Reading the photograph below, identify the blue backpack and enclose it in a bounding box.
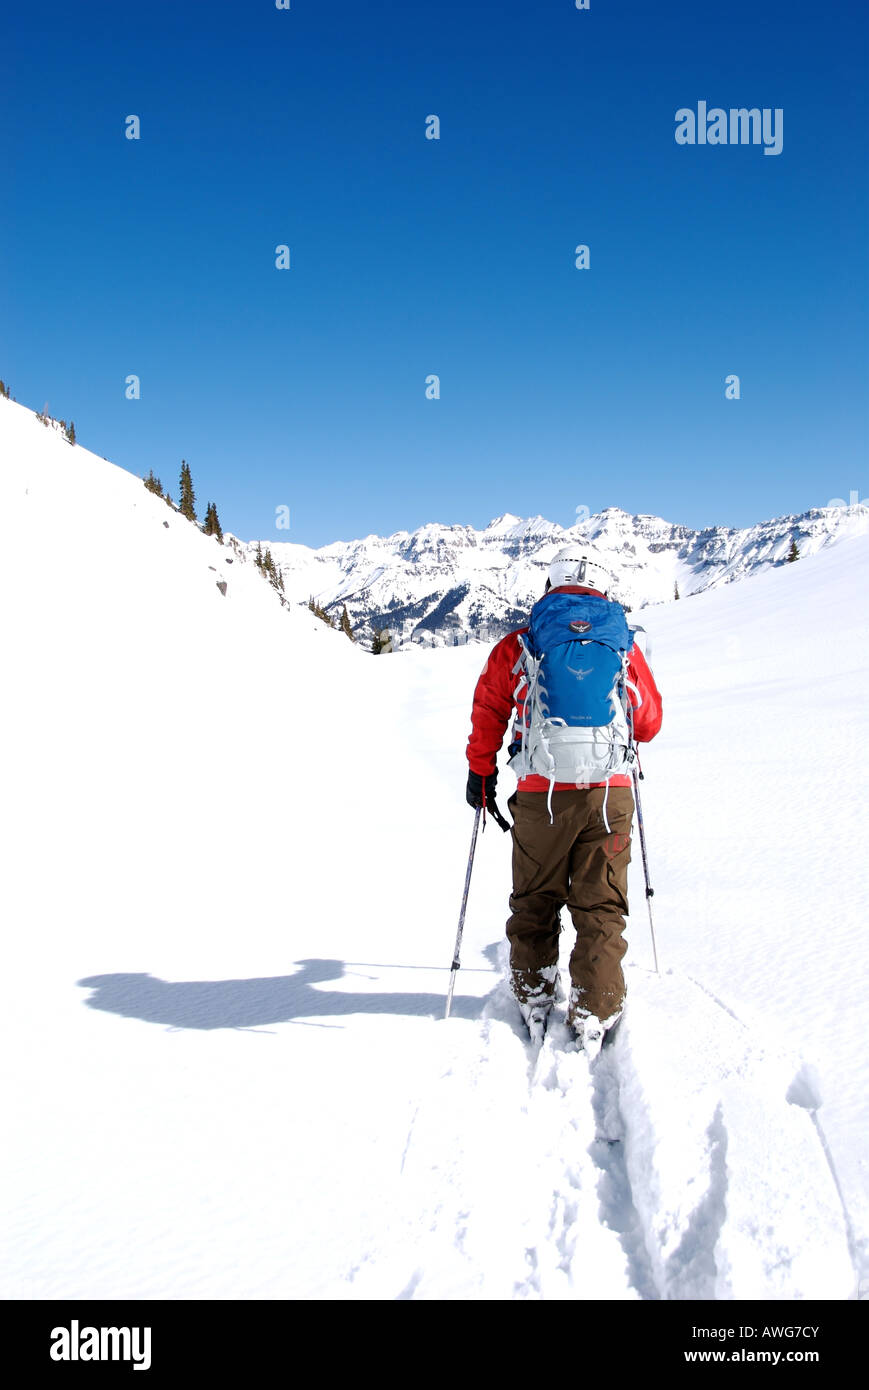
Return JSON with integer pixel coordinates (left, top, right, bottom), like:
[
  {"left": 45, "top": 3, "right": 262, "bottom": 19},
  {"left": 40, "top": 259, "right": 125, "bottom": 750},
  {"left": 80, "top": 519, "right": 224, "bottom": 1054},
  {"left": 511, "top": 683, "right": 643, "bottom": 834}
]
[{"left": 508, "top": 591, "right": 638, "bottom": 819}]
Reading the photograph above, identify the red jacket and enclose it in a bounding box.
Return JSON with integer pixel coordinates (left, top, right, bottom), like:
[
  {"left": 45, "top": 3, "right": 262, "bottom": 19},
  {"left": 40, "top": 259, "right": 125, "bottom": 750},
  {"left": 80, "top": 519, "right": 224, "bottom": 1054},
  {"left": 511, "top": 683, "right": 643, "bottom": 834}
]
[{"left": 466, "top": 587, "right": 663, "bottom": 791}]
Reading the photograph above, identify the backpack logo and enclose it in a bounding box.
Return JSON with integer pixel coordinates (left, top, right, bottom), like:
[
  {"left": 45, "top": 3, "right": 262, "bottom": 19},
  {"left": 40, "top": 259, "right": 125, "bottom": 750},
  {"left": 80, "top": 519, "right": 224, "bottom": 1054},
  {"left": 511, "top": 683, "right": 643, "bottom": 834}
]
[{"left": 569, "top": 619, "right": 592, "bottom": 633}]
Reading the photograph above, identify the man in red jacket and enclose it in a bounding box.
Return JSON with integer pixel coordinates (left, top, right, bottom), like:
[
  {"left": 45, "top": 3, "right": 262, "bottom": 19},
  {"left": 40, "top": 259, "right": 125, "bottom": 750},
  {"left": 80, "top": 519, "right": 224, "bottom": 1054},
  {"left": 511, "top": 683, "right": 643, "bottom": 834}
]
[{"left": 466, "top": 547, "right": 663, "bottom": 1048}]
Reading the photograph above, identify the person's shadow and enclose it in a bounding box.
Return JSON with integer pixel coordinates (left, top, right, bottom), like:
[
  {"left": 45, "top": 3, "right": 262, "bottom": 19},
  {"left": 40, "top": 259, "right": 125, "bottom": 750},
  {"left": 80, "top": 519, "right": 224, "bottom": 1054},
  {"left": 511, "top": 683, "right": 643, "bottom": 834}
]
[{"left": 77, "top": 953, "right": 500, "bottom": 1031}]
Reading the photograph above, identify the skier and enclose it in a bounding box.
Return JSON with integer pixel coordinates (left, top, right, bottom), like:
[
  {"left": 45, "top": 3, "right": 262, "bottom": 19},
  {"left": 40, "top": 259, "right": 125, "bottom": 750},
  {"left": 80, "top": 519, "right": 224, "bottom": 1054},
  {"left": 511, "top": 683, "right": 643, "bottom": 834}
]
[{"left": 465, "top": 547, "right": 663, "bottom": 1049}]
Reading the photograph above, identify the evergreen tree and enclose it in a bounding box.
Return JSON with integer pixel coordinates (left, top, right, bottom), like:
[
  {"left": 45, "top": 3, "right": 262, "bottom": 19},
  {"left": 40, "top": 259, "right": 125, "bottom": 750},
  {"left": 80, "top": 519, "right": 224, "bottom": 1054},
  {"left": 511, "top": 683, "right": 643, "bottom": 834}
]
[
  {"left": 0, "top": 380, "right": 9, "bottom": 398},
  {"left": 308, "top": 596, "right": 334, "bottom": 628},
  {"left": 262, "top": 548, "right": 284, "bottom": 594},
  {"left": 371, "top": 626, "right": 385, "bottom": 654},
  {"left": 203, "top": 502, "right": 224, "bottom": 541},
  {"left": 340, "top": 605, "right": 355, "bottom": 642},
  {"left": 144, "top": 470, "right": 164, "bottom": 497},
  {"left": 674, "top": 580, "right": 680, "bottom": 600},
  {"left": 179, "top": 460, "right": 197, "bottom": 522},
  {"left": 65, "top": 420, "right": 76, "bottom": 445},
  {"left": 254, "top": 541, "right": 264, "bottom": 571},
  {"left": 788, "top": 537, "right": 800, "bottom": 563}
]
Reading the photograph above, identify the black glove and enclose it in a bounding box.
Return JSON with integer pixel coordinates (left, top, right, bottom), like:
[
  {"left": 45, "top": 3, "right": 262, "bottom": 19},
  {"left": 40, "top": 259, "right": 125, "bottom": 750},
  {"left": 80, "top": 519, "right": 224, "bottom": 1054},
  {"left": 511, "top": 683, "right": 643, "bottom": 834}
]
[
  {"left": 466, "top": 770, "right": 498, "bottom": 809},
  {"left": 466, "top": 771, "right": 511, "bottom": 832}
]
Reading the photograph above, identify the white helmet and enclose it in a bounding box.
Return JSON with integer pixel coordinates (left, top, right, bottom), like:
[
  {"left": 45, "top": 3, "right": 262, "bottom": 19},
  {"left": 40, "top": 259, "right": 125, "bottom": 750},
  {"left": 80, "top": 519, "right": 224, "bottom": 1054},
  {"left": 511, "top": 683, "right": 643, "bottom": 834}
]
[{"left": 547, "top": 546, "right": 612, "bottom": 594}]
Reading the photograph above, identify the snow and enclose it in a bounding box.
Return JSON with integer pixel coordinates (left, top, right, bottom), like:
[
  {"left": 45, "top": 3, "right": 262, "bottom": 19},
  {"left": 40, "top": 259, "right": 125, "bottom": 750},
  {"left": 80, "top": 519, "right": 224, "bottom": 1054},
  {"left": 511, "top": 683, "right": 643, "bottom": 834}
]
[
  {"left": 1, "top": 394, "right": 865, "bottom": 1300},
  {"left": 251, "top": 496, "right": 869, "bottom": 647}
]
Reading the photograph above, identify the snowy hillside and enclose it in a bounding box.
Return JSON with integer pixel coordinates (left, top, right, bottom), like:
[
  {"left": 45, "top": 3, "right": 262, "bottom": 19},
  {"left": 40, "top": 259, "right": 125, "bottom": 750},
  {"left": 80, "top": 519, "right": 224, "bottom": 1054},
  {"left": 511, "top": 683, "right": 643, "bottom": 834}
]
[
  {"left": 241, "top": 501, "right": 869, "bottom": 646},
  {"left": 2, "top": 395, "right": 867, "bottom": 1300}
]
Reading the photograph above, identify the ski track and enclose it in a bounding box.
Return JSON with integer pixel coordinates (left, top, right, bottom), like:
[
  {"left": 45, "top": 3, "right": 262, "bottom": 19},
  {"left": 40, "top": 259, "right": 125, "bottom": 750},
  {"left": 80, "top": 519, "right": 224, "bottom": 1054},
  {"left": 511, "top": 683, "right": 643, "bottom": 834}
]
[
  {"left": 336, "top": 957, "right": 855, "bottom": 1301},
  {"left": 614, "top": 970, "right": 855, "bottom": 1301},
  {"left": 337, "top": 977, "right": 641, "bottom": 1300},
  {"left": 684, "top": 970, "right": 863, "bottom": 1289}
]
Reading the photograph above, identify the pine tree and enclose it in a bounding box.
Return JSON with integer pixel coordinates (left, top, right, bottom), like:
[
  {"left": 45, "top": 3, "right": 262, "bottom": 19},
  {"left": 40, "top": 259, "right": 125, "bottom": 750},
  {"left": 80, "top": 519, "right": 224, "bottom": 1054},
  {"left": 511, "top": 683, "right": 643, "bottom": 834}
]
[
  {"left": 262, "top": 549, "right": 283, "bottom": 594},
  {"left": 64, "top": 420, "right": 76, "bottom": 445},
  {"left": 308, "top": 596, "right": 334, "bottom": 628},
  {"left": 340, "top": 605, "right": 355, "bottom": 641},
  {"left": 179, "top": 460, "right": 197, "bottom": 522},
  {"left": 674, "top": 580, "right": 680, "bottom": 600},
  {"left": 788, "top": 538, "right": 800, "bottom": 563},
  {"left": 371, "top": 627, "right": 385, "bottom": 654},
  {"left": 254, "top": 541, "right": 264, "bottom": 571},
  {"left": 203, "top": 502, "right": 224, "bottom": 541},
  {"left": 144, "top": 470, "right": 164, "bottom": 496}
]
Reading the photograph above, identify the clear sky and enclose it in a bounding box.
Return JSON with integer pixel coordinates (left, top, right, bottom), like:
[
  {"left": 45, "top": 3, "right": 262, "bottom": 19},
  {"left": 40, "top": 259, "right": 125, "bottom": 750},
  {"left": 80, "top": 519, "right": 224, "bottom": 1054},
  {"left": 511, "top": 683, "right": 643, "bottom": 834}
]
[{"left": 2, "top": 0, "right": 867, "bottom": 546}]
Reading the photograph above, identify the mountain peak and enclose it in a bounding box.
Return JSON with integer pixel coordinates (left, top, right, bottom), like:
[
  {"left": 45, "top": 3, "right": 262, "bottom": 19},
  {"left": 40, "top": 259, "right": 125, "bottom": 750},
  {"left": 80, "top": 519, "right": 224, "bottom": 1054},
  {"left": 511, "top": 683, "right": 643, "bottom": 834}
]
[{"left": 240, "top": 502, "right": 869, "bottom": 646}]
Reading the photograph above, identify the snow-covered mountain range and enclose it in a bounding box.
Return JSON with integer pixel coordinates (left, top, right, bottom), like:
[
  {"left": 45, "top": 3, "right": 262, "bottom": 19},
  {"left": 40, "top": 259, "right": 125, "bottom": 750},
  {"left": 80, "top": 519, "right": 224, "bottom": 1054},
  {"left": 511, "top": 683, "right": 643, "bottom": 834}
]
[{"left": 245, "top": 503, "right": 869, "bottom": 645}]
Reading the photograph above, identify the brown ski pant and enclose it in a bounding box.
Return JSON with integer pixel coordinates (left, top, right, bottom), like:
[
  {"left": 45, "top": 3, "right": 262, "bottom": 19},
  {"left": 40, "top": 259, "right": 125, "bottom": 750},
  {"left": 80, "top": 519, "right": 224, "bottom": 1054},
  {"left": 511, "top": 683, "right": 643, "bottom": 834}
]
[{"left": 506, "top": 786, "right": 634, "bottom": 1024}]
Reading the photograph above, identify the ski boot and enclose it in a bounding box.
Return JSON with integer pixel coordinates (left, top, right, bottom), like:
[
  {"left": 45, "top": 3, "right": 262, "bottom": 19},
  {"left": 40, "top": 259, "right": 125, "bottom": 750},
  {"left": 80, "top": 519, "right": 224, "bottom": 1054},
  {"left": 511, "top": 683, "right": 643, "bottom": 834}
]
[
  {"left": 573, "top": 1009, "right": 623, "bottom": 1061},
  {"left": 518, "top": 1000, "right": 552, "bottom": 1046}
]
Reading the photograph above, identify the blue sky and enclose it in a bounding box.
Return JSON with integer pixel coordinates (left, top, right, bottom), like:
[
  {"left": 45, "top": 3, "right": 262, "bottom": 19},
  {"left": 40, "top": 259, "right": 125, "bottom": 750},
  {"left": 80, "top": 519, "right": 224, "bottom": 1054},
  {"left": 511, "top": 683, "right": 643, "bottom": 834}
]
[{"left": 2, "top": 0, "right": 867, "bottom": 546}]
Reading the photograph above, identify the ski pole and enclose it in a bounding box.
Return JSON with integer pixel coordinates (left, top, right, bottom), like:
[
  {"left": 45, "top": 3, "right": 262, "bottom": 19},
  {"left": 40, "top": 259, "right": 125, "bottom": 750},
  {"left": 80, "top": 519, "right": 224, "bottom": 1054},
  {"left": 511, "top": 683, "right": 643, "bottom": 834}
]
[
  {"left": 445, "top": 807, "right": 481, "bottom": 1018},
  {"left": 632, "top": 765, "right": 660, "bottom": 974}
]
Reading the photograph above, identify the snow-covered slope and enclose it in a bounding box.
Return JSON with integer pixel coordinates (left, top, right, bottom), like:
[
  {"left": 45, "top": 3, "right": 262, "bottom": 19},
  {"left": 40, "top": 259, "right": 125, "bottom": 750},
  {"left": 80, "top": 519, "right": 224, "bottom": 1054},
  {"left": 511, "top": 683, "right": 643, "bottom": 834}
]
[
  {"left": 1, "top": 396, "right": 866, "bottom": 1300},
  {"left": 243, "top": 501, "right": 869, "bottom": 646}
]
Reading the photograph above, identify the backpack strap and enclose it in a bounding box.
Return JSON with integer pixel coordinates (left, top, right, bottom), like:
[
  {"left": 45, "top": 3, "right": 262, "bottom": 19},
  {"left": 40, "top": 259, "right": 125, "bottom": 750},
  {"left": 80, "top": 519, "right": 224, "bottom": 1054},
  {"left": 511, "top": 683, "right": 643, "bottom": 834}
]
[
  {"left": 513, "top": 634, "right": 559, "bottom": 820},
  {"left": 601, "top": 777, "right": 611, "bottom": 833}
]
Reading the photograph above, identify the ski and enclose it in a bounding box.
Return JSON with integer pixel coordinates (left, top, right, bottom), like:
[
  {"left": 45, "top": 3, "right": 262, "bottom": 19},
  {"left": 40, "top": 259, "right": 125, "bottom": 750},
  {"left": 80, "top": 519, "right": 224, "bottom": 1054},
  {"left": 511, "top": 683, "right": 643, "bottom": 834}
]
[
  {"left": 518, "top": 1002, "right": 551, "bottom": 1047},
  {"left": 578, "top": 1011, "right": 623, "bottom": 1062}
]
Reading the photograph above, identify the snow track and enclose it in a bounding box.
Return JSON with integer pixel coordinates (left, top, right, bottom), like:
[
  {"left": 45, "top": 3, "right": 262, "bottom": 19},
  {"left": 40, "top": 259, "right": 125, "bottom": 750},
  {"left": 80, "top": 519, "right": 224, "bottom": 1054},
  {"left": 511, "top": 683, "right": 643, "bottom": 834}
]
[
  {"left": 341, "top": 980, "right": 641, "bottom": 1300},
  {"left": 588, "top": 969, "right": 853, "bottom": 1301},
  {"left": 334, "top": 962, "right": 854, "bottom": 1301}
]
